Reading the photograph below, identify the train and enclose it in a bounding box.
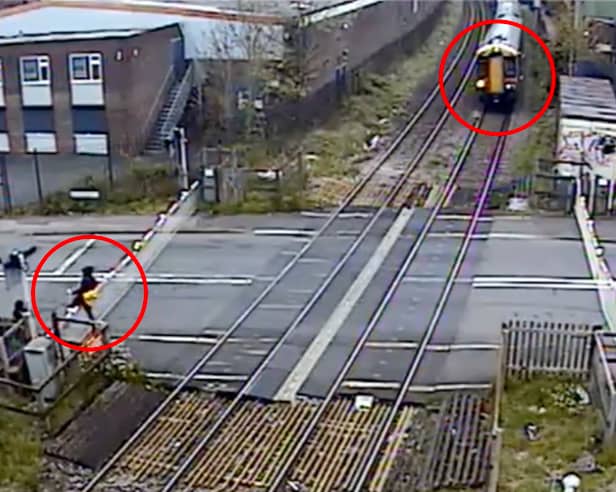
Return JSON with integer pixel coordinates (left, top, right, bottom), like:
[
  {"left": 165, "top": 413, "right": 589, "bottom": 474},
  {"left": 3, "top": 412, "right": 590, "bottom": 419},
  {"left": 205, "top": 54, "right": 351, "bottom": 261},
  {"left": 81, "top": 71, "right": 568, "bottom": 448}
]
[{"left": 475, "top": 0, "right": 523, "bottom": 107}]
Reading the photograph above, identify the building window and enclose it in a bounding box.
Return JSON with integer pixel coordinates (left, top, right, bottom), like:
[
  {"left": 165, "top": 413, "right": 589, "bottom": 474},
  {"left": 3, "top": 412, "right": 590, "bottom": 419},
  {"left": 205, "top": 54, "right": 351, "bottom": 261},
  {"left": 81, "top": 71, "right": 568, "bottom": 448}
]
[
  {"left": 20, "top": 56, "right": 50, "bottom": 84},
  {"left": 69, "top": 53, "right": 102, "bottom": 82}
]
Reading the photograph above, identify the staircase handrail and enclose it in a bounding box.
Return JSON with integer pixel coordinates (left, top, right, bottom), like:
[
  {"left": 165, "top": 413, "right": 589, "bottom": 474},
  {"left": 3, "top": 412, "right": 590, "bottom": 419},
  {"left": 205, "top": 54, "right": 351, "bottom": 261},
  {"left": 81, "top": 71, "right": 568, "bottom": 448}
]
[
  {"left": 161, "top": 62, "right": 195, "bottom": 141},
  {"left": 143, "top": 66, "right": 175, "bottom": 148}
]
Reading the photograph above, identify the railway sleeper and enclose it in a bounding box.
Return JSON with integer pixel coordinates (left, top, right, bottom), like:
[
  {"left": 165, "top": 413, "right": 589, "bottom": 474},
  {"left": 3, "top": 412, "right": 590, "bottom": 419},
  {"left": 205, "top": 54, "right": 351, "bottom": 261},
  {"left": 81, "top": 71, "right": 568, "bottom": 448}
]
[{"left": 417, "top": 393, "right": 492, "bottom": 490}]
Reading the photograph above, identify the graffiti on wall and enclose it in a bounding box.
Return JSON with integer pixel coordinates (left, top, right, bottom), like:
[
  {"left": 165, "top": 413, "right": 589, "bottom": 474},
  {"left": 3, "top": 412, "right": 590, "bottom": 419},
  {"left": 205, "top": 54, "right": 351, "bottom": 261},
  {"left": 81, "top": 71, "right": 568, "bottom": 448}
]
[{"left": 557, "top": 129, "right": 616, "bottom": 177}]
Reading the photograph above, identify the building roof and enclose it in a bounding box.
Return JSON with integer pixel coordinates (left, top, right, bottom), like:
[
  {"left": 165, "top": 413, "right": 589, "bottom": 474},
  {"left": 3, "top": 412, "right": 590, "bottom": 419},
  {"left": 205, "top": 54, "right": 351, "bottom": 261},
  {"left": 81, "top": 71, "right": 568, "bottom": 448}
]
[
  {"left": 0, "top": 3, "right": 285, "bottom": 59},
  {"left": 582, "top": 0, "right": 616, "bottom": 21},
  {"left": 559, "top": 75, "right": 616, "bottom": 123}
]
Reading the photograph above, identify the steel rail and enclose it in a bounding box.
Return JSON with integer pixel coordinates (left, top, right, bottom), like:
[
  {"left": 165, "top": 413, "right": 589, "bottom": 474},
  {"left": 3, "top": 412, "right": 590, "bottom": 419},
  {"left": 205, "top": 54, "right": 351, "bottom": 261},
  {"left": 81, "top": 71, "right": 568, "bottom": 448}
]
[
  {"left": 265, "top": 108, "right": 486, "bottom": 492},
  {"left": 157, "top": 15, "right": 485, "bottom": 492},
  {"left": 82, "top": 5, "right": 479, "bottom": 491},
  {"left": 349, "top": 114, "right": 512, "bottom": 491}
]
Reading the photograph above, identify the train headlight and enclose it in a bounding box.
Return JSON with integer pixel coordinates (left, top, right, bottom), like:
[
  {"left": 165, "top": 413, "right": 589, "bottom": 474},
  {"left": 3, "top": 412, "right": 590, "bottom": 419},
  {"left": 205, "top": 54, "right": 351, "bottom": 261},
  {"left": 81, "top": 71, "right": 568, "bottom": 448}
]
[
  {"left": 476, "top": 79, "right": 486, "bottom": 89},
  {"left": 505, "top": 83, "right": 514, "bottom": 90}
]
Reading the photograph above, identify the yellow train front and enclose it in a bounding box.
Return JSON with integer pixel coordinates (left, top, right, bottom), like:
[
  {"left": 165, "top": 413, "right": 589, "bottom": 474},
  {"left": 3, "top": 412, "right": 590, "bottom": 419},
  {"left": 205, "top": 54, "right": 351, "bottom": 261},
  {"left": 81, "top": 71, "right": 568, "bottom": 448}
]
[{"left": 475, "top": 0, "right": 523, "bottom": 107}]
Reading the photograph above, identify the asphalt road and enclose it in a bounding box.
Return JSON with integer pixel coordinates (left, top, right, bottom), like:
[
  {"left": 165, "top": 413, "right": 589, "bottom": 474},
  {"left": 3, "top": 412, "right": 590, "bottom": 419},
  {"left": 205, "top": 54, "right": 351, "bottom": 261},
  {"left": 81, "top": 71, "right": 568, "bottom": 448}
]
[{"left": 0, "top": 212, "right": 602, "bottom": 398}]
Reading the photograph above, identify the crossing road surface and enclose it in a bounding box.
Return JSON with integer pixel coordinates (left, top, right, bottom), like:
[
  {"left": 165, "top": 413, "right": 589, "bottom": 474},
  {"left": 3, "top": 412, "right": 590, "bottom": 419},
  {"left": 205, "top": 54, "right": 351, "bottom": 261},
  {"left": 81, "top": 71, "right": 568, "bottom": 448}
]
[{"left": 0, "top": 213, "right": 604, "bottom": 393}]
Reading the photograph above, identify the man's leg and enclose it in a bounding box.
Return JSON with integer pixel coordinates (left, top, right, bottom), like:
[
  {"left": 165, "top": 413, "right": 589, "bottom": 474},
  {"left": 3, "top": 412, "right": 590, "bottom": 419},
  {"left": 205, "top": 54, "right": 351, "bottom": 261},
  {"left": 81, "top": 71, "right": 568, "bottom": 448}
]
[{"left": 81, "top": 299, "right": 95, "bottom": 320}]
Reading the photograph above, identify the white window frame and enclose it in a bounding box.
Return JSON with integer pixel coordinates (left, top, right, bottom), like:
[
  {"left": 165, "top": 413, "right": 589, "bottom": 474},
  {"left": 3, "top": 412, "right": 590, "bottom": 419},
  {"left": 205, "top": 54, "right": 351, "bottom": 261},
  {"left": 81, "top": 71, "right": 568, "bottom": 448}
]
[
  {"left": 20, "top": 55, "right": 50, "bottom": 85},
  {"left": 69, "top": 53, "right": 103, "bottom": 83}
]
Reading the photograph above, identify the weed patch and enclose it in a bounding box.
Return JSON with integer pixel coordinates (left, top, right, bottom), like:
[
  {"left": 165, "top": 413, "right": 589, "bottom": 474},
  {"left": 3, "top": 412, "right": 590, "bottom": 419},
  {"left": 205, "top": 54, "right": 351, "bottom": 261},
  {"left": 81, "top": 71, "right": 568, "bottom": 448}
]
[
  {"left": 0, "top": 410, "right": 41, "bottom": 491},
  {"left": 499, "top": 376, "right": 616, "bottom": 491}
]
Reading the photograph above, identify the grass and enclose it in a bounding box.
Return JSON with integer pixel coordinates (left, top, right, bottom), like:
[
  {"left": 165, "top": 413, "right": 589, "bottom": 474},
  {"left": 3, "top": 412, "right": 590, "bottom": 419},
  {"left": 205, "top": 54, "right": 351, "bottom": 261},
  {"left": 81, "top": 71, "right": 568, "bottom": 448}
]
[
  {"left": 499, "top": 376, "right": 616, "bottom": 491},
  {"left": 10, "top": 163, "right": 178, "bottom": 217},
  {"left": 302, "top": 1, "right": 464, "bottom": 183},
  {"left": 0, "top": 410, "right": 41, "bottom": 491}
]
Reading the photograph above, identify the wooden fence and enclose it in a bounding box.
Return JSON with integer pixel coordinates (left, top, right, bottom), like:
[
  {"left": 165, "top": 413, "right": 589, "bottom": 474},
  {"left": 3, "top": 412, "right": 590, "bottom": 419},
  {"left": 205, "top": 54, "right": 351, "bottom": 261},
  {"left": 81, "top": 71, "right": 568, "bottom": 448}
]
[{"left": 501, "top": 319, "right": 599, "bottom": 379}]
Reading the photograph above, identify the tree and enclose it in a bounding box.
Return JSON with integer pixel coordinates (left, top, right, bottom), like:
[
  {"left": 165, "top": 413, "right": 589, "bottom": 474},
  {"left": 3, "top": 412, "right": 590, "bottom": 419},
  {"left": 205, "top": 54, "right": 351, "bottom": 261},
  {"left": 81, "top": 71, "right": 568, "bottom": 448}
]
[
  {"left": 207, "top": 1, "right": 283, "bottom": 140},
  {"left": 547, "top": 0, "right": 595, "bottom": 74}
]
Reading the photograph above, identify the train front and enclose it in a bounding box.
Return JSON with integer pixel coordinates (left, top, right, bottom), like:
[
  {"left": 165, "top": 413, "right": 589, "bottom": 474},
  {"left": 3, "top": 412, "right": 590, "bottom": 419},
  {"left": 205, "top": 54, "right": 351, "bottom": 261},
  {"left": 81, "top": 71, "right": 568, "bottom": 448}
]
[{"left": 475, "top": 1, "right": 522, "bottom": 106}]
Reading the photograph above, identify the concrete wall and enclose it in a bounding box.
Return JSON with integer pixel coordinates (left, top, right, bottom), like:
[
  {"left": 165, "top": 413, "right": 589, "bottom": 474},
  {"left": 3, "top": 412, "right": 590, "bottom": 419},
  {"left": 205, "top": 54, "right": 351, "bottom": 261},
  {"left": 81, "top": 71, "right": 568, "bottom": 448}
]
[{"left": 0, "top": 24, "right": 180, "bottom": 156}]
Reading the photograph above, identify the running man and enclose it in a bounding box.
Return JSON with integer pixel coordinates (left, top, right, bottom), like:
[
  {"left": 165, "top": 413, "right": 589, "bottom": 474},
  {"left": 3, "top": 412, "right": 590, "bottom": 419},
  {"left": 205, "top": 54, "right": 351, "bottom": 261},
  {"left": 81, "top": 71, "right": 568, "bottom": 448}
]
[{"left": 67, "top": 266, "right": 99, "bottom": 320}]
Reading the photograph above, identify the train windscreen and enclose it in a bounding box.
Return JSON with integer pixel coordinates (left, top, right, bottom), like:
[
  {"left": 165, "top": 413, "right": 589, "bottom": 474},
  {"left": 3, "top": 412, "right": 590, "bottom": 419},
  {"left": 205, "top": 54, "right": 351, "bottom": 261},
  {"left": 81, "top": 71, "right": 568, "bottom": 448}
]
[{"left": 504, "top": 57, "right": 517, "bottom": 77}]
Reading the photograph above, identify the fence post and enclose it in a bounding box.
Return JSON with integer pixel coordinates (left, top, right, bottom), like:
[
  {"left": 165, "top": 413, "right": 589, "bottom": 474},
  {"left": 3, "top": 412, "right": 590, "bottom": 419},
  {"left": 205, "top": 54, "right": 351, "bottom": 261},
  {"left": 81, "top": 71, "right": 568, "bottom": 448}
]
[
  {"left": 0, "top": 153, "right": 11, "bottom": 213},
  {"left": 32, "top": 149, "right": 43, "bottom": 206},
  {"left": 106, "top": 139, "right": 114, "bottom": 188}
]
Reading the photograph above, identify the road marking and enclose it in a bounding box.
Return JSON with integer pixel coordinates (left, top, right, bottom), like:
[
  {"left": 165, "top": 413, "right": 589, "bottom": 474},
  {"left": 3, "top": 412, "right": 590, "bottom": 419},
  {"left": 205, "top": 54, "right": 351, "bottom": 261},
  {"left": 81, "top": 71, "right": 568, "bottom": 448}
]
[
  {"left": 274, "top": 207, "right": 415, "bottom": 402},
  {"left": 428, "top": 232, "right": 580, "bottom": 240},
  {"left": 259, "top": 304, "right": 304, "bottom": 310},
  {"left": 363, "top": 342, "right": 500, "bottom": 351},
  {"left": 301, "top": 211, "right": 372, "bottom": 219},
  {"left": 145, "top": 372, "right": 248, "bottom": 382},
  {"left": 23, "top": 275, "right": 253, "bottom": 285},
  {"left": 473, "top": 275, "right": 601, "bottom": 283},
  {"left": 436, "top": 214, "right": 493, "bottom": 221},
  {"left": 341, "top": 381, "right": 492, "bottom": 392},
  {"left": 138, "top": 335, "right": 219, "bottom": 344},
  {"left": 473, "top": 283, "right": 601, "bottom": 290},
  {"left": 53, "top": 238, "right": 96, "bottom": 274},
  {"left": 472, "top": 275, "right": 611, "bottom": 290},
  {"left": 133, "top": 334, "right": 278, "bottom": 344},
  {"left": 252, "top": 229, "right": 315, "bottom": 237},
  {"left": 402, "top": 276, "right": 473, "bottom": 283}
]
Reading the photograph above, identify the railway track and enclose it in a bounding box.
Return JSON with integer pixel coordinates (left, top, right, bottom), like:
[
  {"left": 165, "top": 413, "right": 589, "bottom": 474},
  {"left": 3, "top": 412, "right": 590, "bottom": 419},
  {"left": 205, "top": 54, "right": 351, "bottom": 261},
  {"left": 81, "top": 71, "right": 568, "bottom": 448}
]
[
  {"left": 152, "top": 113, "right": 511, "bottom": 492},
  {"left": 256, "top": 114, "right": 512, "bottom": 492},
  {"left": 83, "top": 3, "right": 488, "bottom": 491}
]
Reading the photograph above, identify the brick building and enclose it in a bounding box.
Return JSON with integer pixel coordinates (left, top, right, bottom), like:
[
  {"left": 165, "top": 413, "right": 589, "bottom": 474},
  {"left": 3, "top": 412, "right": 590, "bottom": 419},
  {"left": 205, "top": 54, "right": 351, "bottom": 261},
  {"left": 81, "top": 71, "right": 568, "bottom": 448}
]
[
  {"left": 0, "top": 0, "right": 282, "bottom": 156},
  {"left": 0, "top": 0, "right": 444, "bottom": 157}
]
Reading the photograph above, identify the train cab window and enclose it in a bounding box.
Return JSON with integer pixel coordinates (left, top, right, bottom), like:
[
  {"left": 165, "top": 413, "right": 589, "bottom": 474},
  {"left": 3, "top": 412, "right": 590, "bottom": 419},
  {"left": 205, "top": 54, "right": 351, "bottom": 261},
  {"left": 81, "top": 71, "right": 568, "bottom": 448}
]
[
  {"left": 504, "top": 58, "right": 517, "bottom": 77},
  {"left": 477, "top": 59, "right": 488, "bottom": 77}
]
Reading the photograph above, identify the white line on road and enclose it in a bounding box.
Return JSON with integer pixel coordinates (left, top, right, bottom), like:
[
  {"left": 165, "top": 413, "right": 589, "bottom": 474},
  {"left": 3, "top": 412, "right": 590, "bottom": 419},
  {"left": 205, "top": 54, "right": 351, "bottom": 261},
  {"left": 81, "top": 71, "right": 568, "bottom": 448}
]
[
  {"left": 53, "top": 238, "right": 96, "bottom": 274},
  {"left": 145, "top": 372, "right": 248, "bottom": 382},
  {"left": 274, "top": 207, "right": 415, "bottom": 402},
  {"left": 363, "top": 342, "right": 500, "bottom": 351},
  {"left": 134, "top": 334, "right": 277, "bottom": 344},
  {"left": 341, "top": 381, "right": 492, "bottom": 392},
  {"left": 252, "top": 229, "right": 315, "bottom": 237},
  {"left": 428, "top": 232, "right": 578, "bottom": 240},
  {"left": 26, "top": 275, "right": 253, "bottom": 285}
]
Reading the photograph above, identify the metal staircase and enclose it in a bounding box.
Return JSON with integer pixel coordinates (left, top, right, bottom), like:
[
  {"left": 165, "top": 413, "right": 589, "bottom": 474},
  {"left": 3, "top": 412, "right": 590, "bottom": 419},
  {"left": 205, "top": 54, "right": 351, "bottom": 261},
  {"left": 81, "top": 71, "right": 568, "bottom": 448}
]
[{"left": 145, "top": 62, "right": 194, "bottom": 154}]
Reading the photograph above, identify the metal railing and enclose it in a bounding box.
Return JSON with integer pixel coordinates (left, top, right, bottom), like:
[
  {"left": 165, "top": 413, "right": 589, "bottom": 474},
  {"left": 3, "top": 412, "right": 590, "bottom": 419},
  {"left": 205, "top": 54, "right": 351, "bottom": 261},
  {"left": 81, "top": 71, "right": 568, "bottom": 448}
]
[
  {"left": 142, "top": 65, "right": 175, "bottom": 149},
  {"left": 161, "top": 62, "right": 195, "bottom": 142},
  {"left": 0, "top": 320, "right": 110, "bottom": 433},
  {"left": 575, "top": 186, "right": 616, "bottom": 331},
  {"left": 0, "top": 317, "right": 32, "bottom": 378}
]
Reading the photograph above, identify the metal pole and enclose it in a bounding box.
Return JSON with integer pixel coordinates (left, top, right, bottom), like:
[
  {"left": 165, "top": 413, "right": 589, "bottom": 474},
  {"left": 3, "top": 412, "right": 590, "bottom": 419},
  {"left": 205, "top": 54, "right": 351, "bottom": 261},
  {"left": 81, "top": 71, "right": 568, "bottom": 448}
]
[
  {"left": 609, "top": 160, "right": 615, "bottom": 214},
  {"left": 106, "top": 139, "right": 114, "bottom": 188},
  {"left": 177, "top": 127, "right": 189, "bottom": 189},
  {"left": 0, "top": 153, "right": 11, "bottom": 214},
  {"left": 19, "top": 253, "right": 35, "bottom": 341},
  {"left": 32, "top": 149, "right": 43, "bottom": 206}
]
